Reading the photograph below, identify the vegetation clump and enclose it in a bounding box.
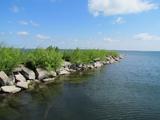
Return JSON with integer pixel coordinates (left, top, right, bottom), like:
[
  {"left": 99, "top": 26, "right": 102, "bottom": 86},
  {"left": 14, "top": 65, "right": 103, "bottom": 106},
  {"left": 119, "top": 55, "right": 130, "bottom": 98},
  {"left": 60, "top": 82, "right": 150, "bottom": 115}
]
[
  {"left": 24, "top": 46, "right": 63, "bottom": 71},
  {"left": 0, "top": 46, "right": 119, "bottom": 73},
  {"left": 63, "top": 48, "right": 118, "bottom": 64},
  {"left": 0, "top": 46, "right": 23, "bottom": 73}
]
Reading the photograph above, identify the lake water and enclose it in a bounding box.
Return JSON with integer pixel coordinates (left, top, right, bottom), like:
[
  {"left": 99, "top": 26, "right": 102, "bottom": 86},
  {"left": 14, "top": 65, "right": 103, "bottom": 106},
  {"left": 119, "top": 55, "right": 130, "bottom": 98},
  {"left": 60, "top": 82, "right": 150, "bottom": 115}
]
[{"left": 1, "top": 51, "right": 160, "bottom": 120}]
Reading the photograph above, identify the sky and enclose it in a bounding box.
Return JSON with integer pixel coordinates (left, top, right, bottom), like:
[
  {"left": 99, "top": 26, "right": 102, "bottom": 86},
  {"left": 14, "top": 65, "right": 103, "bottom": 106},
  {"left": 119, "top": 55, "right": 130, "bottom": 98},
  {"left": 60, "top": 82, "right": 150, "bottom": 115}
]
[{"left": 0, "top": 0, "right": 160, "bottom": 51}]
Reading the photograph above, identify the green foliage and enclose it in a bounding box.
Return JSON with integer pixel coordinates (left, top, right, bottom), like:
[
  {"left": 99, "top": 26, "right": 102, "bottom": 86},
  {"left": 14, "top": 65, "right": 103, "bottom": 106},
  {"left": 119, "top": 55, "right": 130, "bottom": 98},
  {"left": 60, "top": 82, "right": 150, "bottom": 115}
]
[
  {"left": 63, "top": 49, "right": 119, "bottom": 64},
  {"left": 0, "top": 45, "right": 119, "bottom": 74},
  {"left": 0, "top": 47, "right": 22, "bottom": 73},
  {"left": 106, "top": 51, "right": 119, "bottom": 57},
  {"left": 24, "top": 47, "right": 63, "bottom": 71}
]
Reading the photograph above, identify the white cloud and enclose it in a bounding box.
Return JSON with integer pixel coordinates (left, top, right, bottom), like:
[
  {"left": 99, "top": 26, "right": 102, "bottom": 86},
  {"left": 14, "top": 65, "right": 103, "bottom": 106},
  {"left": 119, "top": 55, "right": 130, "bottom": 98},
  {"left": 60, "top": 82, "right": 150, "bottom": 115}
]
[
  {"left": 11, "top": 5, "right": 20, "bottom": 13},
  {"left": 36, "top": 34, "right": 50, "bottom": 40},
  {"left": 19, "top": 20, "right": 39, "bottom": 27},
  {"left": 17, "top": 31, "right": 29, "bottom": 37},
  {"left": 114, "top": 17, "right": 126, "bottom": 24},
  {"left": 134, "top": 33, "right": 160, "bottom": 41},
  {"left": 88, "top": 0, "right": 158, "bottom": 16}
]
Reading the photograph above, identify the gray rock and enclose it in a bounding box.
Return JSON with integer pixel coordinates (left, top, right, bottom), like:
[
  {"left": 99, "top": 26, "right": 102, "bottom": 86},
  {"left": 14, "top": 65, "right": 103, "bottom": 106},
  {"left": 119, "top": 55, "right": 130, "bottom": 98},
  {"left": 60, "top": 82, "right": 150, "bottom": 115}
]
[
  {"left": 106, "top": 57, "right": 111, "bottom": 61},
  {"left": 1, "top": 85, "right": 21, "bottom": 93},
  {"left": 87, "top": 64, "right": 94, "bottom": 69},
  {"left": 58, "top": 69, "right": 70, "bottom": 75},
  {"left": 0, "top": 71, "right": 9, "bottom": 86},
  {"left": 93, "top": 62, "right": 103, "bottom": 68},
  {"left": 109, "top": 58, "right": 116, "bottom": 64},
  {"left": 114, "top": 57, "right": 120, "bottom": 61},
  {"left": 119, "top": 55, "right": 124, "bottom": 59},
  {"left": 21, "top": 67, "right": 35, "bottom": 80},
  {"left": 14, "top": 73, "right": 26, "bottom": 82},
  {"left": 68, "top": 69, "right": 77, "bottom": 73},
  {"left": 8, "top": 75, "right": 16, "bottom": 85},
  {"left": 106, "top": 61, "right": 110, "bottom": 64},
  {"left": 69, "top": 64, "right": 78, "bottom": 70},
  {"left": 62, "top": 61, "right": 72, "bottom": 68},
  {"left": 16, "top": 81, "right": 29, "bottom": 89},
  {"left": 0, "top": 71, "right": 14, "bottom": 86},
  {"left": 36, "top": 68, "right": 57, "bottom": 80}
]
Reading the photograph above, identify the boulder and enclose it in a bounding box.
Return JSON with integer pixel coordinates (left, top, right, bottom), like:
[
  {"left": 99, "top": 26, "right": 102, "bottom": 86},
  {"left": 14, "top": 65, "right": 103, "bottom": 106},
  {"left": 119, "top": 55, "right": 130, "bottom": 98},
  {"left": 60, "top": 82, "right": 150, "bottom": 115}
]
[
  {"left": 1, "top": 86, "right": 21, "bottom": 93},
  {"left": 106, "top": 61, "right": 110, "bottom": 64},
  {"left": 0, "top": 71, "right": 14, "bottom": 86},
  {"left": 62, "top": 61, "right": 72, "bottom": 68},
  {"left": 69, "top": 64, "right": 78, "bottom": 70},
  {"left": 109, "top": 58, "right": 116, "bottom": 64},
  {"left": 21, "top": 67, "right": 35, "bottom": 80},
  {"left": 14, "top": 73, "right": 26, "bottom": 82},
  {"left": 16, "top": 81, "right": 29, "bottom": 89},
  {"left": 0, "top": 71, "right": 9, "bottom": 86},
  {"left": 119, "top": 55, "right": 124, "bottom": 59},
  {"left": 93, "top": 62, "right": 103, "bottom": 68},
  {"left": 8, "top": 75, "right": 16, "bottom": 85},
  {"left": 36, "top": 68, "right": 57, "bottom": 80},
  {"left": 87, "top": 64, "right": 94, "bottom": 69},
  {"left": 114, "top": 57, "right": 120, "bottom": 61},
  {"left": 106, "top": 57, "right": 111, "bottom": 61},
  {"left": 58, "top": 69, "right": 70, "bottom": 75}
]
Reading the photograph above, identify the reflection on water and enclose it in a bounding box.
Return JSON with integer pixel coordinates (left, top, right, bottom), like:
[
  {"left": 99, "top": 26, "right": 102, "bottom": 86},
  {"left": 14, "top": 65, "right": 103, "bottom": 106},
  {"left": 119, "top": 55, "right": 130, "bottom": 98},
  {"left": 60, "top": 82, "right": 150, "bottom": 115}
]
[{"left": 0, "top": 69, "right": 99, "bottom": 120}]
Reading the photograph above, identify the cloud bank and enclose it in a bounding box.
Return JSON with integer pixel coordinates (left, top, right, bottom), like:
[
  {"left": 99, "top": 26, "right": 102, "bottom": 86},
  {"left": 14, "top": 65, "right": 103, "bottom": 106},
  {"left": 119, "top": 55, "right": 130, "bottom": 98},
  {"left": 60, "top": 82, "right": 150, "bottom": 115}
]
[{"left": 88, "top": 0, "right": 158, "bottom": 16}]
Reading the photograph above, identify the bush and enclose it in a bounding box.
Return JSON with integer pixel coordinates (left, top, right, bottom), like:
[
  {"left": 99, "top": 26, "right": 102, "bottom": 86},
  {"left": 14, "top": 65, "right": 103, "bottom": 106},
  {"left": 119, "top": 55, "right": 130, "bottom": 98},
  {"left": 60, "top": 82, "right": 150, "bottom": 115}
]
[
  {"left": 0, "top": 45, "right": 119, "bottom": 74},
  {"left": 24, "top": 47, "right": 63, "bottom": 71},
  {"left": 0, "top": 47, "right": 23, "bottom": 73},
  {"left": 63, "top": 49, "right": 119, "bottom": 64}
]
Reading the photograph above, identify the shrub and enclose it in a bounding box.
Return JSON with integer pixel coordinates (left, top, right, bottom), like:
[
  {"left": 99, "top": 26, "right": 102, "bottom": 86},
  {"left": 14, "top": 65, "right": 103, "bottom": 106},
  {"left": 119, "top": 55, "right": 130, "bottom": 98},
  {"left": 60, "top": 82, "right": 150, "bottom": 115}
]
[
  {"left": 24, "top": 47, "right": 63, "bottom": 71},
  {"left": 62, "top": 49, "right": 119, "bottom": 64},
  {"left": 0, "top": 45, "right": 119, "bottom": 74},
  {"left": 0, "top": 47, "right": 22, "bottom": 73}
]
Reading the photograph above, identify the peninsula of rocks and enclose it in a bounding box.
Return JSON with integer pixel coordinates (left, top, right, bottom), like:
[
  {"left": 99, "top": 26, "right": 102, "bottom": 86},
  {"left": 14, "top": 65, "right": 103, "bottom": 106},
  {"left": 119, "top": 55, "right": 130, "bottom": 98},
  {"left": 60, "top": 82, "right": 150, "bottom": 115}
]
[{"left": 0, "top": 46, "right": 122, "bottom": 94}]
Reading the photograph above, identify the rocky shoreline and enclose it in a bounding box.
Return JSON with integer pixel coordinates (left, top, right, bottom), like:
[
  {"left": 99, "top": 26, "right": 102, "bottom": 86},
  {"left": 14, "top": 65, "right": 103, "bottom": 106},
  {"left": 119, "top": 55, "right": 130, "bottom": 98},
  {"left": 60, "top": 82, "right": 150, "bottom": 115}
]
[{"left": 0, "top": 55, "right": 123, "bottom": 94}]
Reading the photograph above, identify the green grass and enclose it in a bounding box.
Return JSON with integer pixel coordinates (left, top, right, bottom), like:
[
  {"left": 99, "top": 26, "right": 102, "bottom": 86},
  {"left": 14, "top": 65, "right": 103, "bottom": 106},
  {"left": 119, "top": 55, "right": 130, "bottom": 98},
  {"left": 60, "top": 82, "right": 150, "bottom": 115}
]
[
  {"left": 63, "top": 48, "right": 119, "bottom": 64},
  {"left": 0, "top": 46, "right": 119, "bottom": 74},
  {"left": 0, "top": 46, "right": 23, "bottom": 73},
  {"left": 24, "top": 47, "right": 63, "bottom": 71}
]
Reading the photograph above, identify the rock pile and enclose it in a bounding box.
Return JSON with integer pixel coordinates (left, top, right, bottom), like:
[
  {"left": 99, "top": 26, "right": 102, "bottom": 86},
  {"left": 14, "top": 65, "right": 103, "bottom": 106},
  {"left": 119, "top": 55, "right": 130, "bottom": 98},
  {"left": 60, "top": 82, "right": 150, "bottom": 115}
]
[{"left": 0, "top": 55, "right": 123, "bottom": 94}]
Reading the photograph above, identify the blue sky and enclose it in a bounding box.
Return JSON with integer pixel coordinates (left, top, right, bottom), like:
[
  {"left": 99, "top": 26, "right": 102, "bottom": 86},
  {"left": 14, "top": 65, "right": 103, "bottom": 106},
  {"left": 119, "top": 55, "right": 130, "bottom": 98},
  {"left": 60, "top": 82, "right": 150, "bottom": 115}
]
[{"left": 0, "top": 0, "right": 160, "bottom": 51}]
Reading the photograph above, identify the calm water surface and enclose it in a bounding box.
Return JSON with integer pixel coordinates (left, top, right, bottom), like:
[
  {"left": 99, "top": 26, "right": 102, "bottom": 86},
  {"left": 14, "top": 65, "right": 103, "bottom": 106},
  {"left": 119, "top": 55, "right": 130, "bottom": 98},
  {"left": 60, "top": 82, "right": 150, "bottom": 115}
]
[{"left": 1, "top": 51, "right": 160, "bottom": 120}]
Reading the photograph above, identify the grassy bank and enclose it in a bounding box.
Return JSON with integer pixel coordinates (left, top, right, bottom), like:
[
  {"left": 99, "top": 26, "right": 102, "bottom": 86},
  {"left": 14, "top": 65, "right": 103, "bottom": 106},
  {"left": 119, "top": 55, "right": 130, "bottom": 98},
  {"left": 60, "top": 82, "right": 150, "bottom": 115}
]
[{"left": 0, "top": 46, "right": 119, "bottom": 74}]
